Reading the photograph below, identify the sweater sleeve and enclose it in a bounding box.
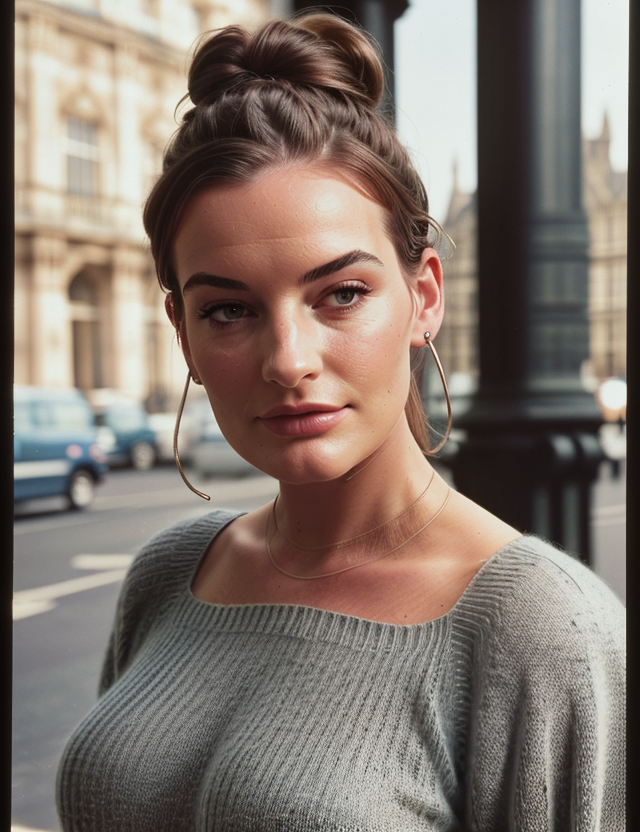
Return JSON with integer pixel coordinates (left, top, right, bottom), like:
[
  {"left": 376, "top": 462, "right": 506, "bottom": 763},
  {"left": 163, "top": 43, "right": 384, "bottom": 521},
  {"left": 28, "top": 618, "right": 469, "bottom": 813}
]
[
  {"left": 98, "top": 509, "right": 241, "bottom": 696},
  {"left": 462, "top": 540, "right": 625, "bottom": 832}
]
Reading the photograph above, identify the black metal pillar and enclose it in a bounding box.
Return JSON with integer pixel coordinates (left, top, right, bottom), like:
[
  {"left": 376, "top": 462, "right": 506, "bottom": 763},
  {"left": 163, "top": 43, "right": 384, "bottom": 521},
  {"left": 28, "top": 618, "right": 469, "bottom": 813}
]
[
  {"left": 292, "top": 0, "right": 409, "bottom": 117},
  {"left": 447, "top": 0, "right": 604, "bottom": 564}
]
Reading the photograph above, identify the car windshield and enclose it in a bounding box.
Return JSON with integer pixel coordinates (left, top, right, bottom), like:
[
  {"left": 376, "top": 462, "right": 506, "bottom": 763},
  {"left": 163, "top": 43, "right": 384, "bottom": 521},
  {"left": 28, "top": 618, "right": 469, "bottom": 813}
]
[
  {"left": 15, "top": 400, "right": 93, "bottom": 430},
  {"left": 98, "top": 406, "right": 146, "bottom": 431}
]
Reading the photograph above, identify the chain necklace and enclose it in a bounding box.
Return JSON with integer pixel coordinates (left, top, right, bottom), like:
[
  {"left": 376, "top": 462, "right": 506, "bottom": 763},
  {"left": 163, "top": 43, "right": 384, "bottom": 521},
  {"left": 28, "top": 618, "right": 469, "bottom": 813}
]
[
  {"left": 272, "top": 470, "right": 435, "bottom": 553},
  {"left": 266, "top": 483, "right": 451, "bottom": 581}
]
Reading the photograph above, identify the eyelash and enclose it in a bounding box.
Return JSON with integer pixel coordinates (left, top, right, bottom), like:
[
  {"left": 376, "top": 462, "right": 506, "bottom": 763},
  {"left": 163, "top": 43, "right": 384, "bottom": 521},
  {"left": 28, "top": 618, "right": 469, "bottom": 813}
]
[
  {"left": 197, "top": 302, "right": 248, "bottom": 326},
  {"left": 323, "top": 281, "right": 372, "bottom": 310},
  {"left": 196, "top": 281, "right": 372, "bottom": 327}
]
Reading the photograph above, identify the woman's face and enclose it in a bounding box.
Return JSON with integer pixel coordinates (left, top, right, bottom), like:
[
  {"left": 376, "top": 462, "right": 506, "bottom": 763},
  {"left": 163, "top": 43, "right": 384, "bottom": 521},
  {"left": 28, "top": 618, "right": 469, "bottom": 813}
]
[{"left": 171, "top": 166, "right": 443, "bottom": 484}]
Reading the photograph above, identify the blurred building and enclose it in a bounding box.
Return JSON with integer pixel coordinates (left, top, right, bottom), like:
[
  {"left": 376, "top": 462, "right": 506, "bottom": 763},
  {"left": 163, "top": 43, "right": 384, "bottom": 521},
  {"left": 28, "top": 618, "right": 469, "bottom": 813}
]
[
  {"left": 583, "top": 115, "right": 627, "bottom": 381},
  {"left": 15, "top": 0, "right": 272, "bottom": 410},
  {"left": 440, "top": 115, "right": 627, "bottom": 387},
  {"left": 436, "top": 161, "right": 478, "bottom": 380}
]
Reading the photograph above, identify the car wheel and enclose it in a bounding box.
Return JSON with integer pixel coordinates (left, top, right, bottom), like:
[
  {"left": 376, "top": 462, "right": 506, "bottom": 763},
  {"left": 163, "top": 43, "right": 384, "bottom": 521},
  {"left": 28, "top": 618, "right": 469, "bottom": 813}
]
[
  {"left": 130, "top": 441, "right": 156, "bottom": 470},
  {"left": 67, "top": 469, "right": 95, "bottom": 510}
]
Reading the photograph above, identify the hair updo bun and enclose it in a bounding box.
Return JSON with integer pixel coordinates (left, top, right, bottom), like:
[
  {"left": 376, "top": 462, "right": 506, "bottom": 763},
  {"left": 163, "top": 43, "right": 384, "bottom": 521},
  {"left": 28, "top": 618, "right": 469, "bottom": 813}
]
[
  {"left": 147, "top": 11, "right": 443, "bottom": 297},
  {"left": 144, "top": 11, "right": 446, "bottom": 452},
  {"left": 187, "top": 15, "right": 384, "bottom": 111}
]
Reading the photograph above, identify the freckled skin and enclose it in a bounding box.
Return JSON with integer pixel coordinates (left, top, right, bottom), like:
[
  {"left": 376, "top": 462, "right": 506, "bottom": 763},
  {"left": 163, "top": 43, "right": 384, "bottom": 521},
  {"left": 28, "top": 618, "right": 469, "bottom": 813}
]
[{"left": 171, "top": 166, "right": 443, "bottom": 486}]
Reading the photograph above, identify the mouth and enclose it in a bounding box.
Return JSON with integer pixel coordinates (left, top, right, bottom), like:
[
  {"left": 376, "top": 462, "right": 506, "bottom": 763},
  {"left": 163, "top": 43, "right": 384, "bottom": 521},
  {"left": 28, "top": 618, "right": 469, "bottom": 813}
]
[{"left": 258, "top": 404, "right": 350, "bottom": 437}]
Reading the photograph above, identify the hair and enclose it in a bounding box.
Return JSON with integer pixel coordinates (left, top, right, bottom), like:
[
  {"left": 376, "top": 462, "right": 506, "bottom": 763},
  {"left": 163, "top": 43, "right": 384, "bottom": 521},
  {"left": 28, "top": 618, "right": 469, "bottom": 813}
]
[{"left": 143, "top": 12, "right": 447, "bottom": 453}]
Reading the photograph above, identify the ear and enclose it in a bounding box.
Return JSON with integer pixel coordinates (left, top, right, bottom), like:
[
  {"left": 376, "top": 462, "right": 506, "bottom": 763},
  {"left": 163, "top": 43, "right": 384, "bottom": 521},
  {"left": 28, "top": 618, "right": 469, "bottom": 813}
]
[
  {"left": 409, "top": 247, "right": 444, "bottom": 348},
  {"left": 165, "top": 294, "right": 198, "bottom": 378}
]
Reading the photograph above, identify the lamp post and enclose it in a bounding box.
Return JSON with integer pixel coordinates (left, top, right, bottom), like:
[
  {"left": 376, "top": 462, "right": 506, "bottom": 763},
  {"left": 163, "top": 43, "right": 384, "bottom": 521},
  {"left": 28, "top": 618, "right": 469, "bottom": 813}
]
[{"left": 446, "top": 0, "right": 604, "bottom": 564}]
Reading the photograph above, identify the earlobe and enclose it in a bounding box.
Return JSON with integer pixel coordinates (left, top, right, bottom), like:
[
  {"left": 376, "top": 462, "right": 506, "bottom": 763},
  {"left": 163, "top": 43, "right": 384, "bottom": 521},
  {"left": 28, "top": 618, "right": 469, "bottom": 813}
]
[{"left": 409, "top": 248, "right": 444, "bottom": 348}]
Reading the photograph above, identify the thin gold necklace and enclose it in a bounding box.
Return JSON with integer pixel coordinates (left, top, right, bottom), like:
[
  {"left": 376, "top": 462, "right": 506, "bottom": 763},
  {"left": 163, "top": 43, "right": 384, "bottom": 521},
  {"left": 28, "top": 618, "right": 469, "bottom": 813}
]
[
  {"left": 272, "top": 470, "right": 435, "bottom": 553},
  {"left": 266, "top": 487, "right": 451, "bottom": 581}
]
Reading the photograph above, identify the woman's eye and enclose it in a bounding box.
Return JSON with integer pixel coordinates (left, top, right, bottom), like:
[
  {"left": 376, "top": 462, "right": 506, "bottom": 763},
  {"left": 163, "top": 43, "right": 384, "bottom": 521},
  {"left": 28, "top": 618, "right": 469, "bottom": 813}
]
[
  {"left": 324, "top": 284, "right": 370, "bottom": 308},
  {"left": 334, "top": 288, "right": 357, "bottom": 305},
  {"left": 199, "top": 303, "right": 247, "bottom": 323}
]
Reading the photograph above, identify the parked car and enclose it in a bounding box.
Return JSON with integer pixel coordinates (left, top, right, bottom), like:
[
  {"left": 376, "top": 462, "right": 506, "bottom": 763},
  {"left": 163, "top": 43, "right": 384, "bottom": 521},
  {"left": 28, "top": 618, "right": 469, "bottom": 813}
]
[
  {"left": 14, "top": 385, "right": 108, "bottom": 510},
  {"left": 147, "top": 411, "right": 177, "bottom": 464},
  {"left": 88, "top": 391, "right": 158, "bottom": 470},
  {"left": 186, "top": 399, "right": 257, "bottom": 478},
  {"left": 148, "top": 396, "right": 256, "bottom": 477},
  {"left": 147, "top": 409, "right": 203, "bottom": 466}
]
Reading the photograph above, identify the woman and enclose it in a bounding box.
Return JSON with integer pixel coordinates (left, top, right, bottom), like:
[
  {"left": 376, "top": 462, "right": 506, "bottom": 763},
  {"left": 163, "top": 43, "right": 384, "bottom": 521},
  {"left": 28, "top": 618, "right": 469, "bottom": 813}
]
[{"left": 56, "top": 12, "right": 625, "bottom": 831}]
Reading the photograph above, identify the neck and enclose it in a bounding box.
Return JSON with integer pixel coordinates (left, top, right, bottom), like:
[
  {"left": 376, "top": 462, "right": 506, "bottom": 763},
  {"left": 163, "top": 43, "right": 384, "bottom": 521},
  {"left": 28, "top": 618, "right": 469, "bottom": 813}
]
[{"left": 275, "top": 423, "right": 436, "bottom": 550}]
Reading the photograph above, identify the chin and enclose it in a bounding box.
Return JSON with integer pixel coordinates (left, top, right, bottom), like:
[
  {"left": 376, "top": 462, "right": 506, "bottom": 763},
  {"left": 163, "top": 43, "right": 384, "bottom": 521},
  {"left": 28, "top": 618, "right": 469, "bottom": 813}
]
[{"left": 251, "top": 443, "right": 363, "bottom": 486}]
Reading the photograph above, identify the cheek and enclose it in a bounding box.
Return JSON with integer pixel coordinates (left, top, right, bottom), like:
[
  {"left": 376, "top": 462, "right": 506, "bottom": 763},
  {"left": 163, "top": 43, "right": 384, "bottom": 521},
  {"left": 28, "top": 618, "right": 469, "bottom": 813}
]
[
  {"left": 189, "top": 340, "right": 254, "bottom": 413},
  {"left": 190, "top": 332, "right": 249, "bottom": 377},
  {"left": 332, "top": 324, "right": 412, "bottom": 397}
]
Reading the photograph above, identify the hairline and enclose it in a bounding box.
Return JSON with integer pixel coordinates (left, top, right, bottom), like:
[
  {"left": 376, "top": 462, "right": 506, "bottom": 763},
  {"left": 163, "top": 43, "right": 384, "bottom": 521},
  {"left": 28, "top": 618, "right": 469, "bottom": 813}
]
[{"left": 164, "top": 158, "right": 422, "bottom": 321}]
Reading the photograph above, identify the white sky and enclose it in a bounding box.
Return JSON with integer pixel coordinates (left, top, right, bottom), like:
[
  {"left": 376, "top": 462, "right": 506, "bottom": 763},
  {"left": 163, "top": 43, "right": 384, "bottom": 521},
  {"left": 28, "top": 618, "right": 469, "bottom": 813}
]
[{"left": 394, "top": 0, "right": 629, "bottom": 223}]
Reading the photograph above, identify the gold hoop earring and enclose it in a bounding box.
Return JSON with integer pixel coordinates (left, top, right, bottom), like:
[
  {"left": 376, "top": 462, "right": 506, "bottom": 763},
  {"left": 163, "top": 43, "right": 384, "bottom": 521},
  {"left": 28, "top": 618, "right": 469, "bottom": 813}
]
[
  {"left": 174, "top": 371, "right": 210, "bottom": 501},
  {"left": 423, "top": 332, "right": 452, "bottom": 456}
]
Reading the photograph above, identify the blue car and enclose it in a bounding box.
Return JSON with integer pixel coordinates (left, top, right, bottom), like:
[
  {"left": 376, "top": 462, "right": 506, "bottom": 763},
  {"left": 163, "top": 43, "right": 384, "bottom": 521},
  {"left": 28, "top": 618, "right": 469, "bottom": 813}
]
[
  {"left": 92, "top": 399, "right": 158, "bottom": 470},
  {"left": 14, "top": 386, "right": 108, "bottom": 510}
]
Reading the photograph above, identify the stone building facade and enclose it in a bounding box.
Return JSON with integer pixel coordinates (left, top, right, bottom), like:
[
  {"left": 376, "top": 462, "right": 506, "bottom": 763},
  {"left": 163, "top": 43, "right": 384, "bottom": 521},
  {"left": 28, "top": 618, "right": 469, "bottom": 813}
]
[
  {"left": 15, "top": 0, "right": 272, "bottom": 409},
  {"left": 440, "top": 116, "right": 627, "bottom": 388},
  {"left": 16, "top": 3, "right": 626, "bottom": 408}
]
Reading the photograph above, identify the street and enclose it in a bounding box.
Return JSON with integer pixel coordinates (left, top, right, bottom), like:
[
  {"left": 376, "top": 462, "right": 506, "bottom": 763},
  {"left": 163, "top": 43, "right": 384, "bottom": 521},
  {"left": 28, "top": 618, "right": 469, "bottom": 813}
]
[
  {"left": 12, "top": 465, "right": 280, "bottom": 832},
  {"left": 12, "top": 462, "right": 625, "bottom": 832}
]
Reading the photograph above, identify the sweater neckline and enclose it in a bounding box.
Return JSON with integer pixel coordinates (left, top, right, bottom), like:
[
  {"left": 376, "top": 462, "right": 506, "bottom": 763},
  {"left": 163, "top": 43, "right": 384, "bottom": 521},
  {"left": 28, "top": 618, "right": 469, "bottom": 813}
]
[{"left": 176, "top": 509, "right": 541, "bottom": 648}]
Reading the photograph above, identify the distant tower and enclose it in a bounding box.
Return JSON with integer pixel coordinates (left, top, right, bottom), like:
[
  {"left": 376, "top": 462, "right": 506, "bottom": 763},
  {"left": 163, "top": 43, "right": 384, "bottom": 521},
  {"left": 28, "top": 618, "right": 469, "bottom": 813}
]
[
  {"left": 583, "top": 111, "right": 627, "bottom": 380},
  {"left": 436, "top": 159, "right": 478, "bottom": 379},
  {"left": 444, "top": 159, "right": 468, "bottom": 227}
]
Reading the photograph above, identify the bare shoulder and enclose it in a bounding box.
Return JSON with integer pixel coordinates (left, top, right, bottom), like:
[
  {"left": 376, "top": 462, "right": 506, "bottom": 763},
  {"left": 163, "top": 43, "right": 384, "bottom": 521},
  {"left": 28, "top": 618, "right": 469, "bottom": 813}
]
[
  {"left": 219, "top": 503, "right": 274, "bottom": 558},
  {"left": 190, "top": 503, "right": 273, "bottom": 600},
  {"left": 364, "top": 486, "right": 525, "bottom": 624},
  {"left": 435, "top": 487, "right": 522, "bottom": 564}
]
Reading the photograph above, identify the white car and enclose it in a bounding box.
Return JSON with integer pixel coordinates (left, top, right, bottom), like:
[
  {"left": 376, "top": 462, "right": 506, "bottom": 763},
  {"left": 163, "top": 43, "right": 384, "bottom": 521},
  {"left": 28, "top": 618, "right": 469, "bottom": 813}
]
[
  {"left": 149, "top": 400, "right": 255, "bottom": 477},
  {"left": 189, "top": 407, "right": 257, "bottom": 478},
  {"left": 147, "top": 412, "right": 178, "bottom": 464}
]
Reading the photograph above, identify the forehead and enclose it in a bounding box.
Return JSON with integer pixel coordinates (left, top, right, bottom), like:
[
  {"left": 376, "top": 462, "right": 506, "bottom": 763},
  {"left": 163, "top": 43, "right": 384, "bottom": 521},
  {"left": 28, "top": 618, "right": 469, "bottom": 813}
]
[{"left": 172, "top": 167, "right": 394, "bottom": 276}]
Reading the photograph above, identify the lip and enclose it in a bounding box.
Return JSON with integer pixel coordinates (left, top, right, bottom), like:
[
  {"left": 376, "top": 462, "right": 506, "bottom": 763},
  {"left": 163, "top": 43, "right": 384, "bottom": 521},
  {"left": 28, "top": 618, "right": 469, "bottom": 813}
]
[
  {"left": 260, "top": 403, "right": 343, "bottom": 419},
  {"left": 258, "top": 404, "right": 350, "bottom": 437}
]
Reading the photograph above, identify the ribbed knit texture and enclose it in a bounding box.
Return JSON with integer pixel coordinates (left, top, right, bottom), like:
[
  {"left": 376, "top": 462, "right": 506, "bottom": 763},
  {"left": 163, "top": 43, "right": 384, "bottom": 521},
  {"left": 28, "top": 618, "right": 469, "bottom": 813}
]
[{"left": 56, "top": 510, "right": 625, "bottom": 831}]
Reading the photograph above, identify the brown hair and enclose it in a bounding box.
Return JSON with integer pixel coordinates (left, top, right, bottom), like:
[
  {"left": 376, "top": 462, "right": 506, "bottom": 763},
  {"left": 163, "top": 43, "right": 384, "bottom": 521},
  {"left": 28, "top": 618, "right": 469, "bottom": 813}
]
[{"left": 143, "top": 12, "right": 445, "bottom": 453}]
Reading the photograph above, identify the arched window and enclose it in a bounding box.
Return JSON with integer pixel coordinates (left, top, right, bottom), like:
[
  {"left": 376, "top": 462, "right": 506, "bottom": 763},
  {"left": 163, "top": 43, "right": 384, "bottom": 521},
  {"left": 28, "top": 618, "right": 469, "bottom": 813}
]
[{"left": 69, "top": 271, "right": 103, "bottom": 390}]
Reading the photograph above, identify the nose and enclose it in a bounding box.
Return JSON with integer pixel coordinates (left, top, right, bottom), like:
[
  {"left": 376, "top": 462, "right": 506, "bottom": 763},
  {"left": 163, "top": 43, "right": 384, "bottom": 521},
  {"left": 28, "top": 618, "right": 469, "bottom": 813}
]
[{"left": 261, "top": 314, "right": 323, "bottom": 388}]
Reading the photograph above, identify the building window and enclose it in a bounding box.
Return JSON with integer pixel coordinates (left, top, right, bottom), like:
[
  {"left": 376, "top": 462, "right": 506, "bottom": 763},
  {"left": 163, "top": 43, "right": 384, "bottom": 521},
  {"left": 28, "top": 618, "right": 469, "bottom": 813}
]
[
  {"left": 66, "top": 117, "right": 99, "bottom": 196},
  {"left": 69, "top": 271, "right": 103, "bottom": 390}
]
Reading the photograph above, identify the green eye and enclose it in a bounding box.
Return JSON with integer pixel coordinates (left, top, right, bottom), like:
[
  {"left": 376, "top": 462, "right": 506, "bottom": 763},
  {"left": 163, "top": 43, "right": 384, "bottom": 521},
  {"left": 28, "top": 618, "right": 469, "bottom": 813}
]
[
  {"left": 334, "top": 289, "right": 357, "bottom": 305},
  {"left": 218, "top": 304, "right": 245, "bottom": 320},
  {"left": 198, "top": 302, "right": 248, "bottom": 325},
  {"left": 322, "top": 282, "right": 371, "bottom": 310}
]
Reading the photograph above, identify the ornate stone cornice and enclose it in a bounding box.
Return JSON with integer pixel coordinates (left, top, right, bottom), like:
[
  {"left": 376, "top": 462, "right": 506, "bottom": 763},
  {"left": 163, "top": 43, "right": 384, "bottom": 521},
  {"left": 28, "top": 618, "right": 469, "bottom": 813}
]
[{"left": 16, "top": 0, "right": 185, "bottom": 68}]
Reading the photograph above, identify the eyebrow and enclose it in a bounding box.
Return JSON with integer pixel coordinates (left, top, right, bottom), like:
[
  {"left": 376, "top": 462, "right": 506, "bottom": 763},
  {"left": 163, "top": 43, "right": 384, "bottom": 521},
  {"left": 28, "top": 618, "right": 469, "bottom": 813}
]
[
  {"left": 181, "top": 249, "right": 384, "bottom": 295},
  {"left": 182, "top": 274, "right": 249, "bottom": 294},
  {"left": 301, "top": 249, "right": 384, "bottom": 284}
]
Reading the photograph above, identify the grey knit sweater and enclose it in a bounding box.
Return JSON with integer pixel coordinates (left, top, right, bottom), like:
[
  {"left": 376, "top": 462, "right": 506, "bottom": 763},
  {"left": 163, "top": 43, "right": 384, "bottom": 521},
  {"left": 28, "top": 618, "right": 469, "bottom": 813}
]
[{"left": 56, "top": 510, "right": 625, "bottom": 831}]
